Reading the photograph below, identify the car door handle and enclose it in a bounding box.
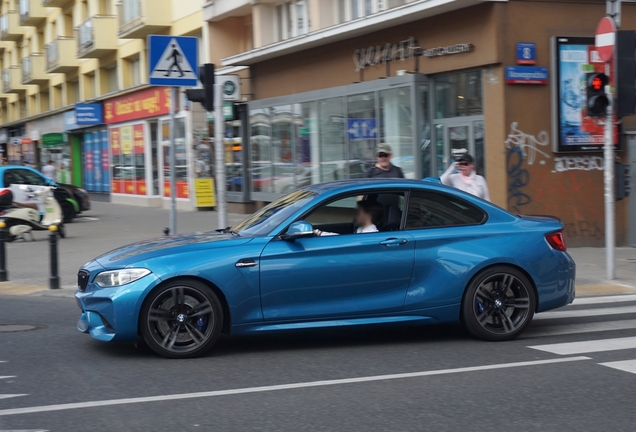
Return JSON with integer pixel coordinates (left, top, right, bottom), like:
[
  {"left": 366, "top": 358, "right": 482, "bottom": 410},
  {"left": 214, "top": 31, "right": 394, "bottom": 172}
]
[
  {"left": 380, "top": 238, "right": 408, "bottom": 246},
  {"left": 236, "top": 259, "right": 258, "bottom": 268}
]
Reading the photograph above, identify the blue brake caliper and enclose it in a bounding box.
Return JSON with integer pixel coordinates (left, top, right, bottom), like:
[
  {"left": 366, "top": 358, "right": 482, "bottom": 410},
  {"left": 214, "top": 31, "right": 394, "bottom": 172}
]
[{"left": 475, "top": 299, "right": 485, "bottom": 315}]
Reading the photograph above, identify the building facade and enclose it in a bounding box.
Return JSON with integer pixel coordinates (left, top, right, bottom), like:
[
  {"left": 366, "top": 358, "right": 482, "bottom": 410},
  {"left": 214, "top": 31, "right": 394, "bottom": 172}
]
[
  {"left": 0, "top": 0, "right": 209, "bottom": 209},
  {"left": 207, "top": 0, "right": 635, "bottom": 247}
]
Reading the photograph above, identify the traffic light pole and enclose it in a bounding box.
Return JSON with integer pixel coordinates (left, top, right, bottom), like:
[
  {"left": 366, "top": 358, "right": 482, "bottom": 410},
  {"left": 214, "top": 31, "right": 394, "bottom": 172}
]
[
  {"left": 214, "top": 83, "right": 227, "bottom": 229},
  {"left": 169, "top": 86, "right": 177, "bottom": 235},
  {"left": 604, "top": 63, "right": 615, "bottom": 280}
]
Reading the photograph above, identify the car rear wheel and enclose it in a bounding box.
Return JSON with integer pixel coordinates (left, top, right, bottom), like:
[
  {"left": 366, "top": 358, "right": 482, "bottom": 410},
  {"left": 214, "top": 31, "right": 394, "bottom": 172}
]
[
  {"left": 61, "top": 201, "right": 75, "bottom": 224},
  {"left": 140, "top": 280, "right": 223, "bottom": 359},
  {"left": 462, "top": 266, "right": 536, "bottom": 341}
]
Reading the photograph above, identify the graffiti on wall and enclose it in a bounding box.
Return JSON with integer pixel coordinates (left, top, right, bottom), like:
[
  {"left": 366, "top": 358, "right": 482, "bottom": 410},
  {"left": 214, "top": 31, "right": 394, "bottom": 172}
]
[
  {"left": 553, "top": 156, "right": 604, "bottom": 173},
  {"left": 504, "top": 123, "right": 551, "bottom": 212},
  {"left": 504, "top": 122, "right": 551, "bottom": 166}
]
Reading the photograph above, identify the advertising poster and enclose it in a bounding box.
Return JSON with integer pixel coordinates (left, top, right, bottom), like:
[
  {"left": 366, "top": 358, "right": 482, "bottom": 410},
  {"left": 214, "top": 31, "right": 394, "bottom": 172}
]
[{"left": 552, "top": 36, "right": 618, "bottom": 152}]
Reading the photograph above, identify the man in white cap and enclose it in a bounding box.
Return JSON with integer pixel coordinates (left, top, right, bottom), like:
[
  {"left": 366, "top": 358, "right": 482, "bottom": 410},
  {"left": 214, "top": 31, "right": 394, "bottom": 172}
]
[{"left": 365, "top": 143, "right": 405, "bottom": 179}]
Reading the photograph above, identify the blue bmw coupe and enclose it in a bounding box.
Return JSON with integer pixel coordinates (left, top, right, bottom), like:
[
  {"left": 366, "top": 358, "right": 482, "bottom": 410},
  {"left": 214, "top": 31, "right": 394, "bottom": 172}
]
[{"left": 75, "top": 179, "right": 575, "bottom": 358}]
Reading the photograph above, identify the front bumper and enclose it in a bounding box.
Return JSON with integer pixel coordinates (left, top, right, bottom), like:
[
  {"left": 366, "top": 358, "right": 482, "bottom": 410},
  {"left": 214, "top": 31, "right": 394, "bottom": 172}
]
[{"left": 75, "top": 270, "right": 162, "bottom": 343}]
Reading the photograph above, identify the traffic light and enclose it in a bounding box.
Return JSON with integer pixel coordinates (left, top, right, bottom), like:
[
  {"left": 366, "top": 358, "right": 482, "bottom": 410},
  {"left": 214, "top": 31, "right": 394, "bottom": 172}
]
[
  {"left": 615, "top": 161, "right": 631, "bottom": 201},
  {"left": 586, "top": 72, "right": 609, "bottom": 117},
  {"left": 615, "top": 30, "right": 636, "bottom": 117},
  {"left": 185, "top": 63, "right": 215, "bottom": 112}
]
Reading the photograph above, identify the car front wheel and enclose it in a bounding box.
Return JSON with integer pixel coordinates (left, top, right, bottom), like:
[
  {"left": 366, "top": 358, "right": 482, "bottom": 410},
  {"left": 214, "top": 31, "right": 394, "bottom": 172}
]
[
  {"left": 140, "top": 280, "right": 223, "bottom": 359},
  {"left": 462, "top": 266, "right": 536, "bottom": 341}
]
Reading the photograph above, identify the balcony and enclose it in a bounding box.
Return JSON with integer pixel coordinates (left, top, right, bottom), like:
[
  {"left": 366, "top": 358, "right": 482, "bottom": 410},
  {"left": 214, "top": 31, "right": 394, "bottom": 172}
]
[
  {"left": 76, "top": 15, "right": 118, "bottom": 58},
  {"left": 3, "top": 66, "right": 28, "bottom": 94},
  {"left": 19, "top": 0, "right": 47, "bottom": 26},
  {"left": 118, "top": 0, "right": 170, "bottom": 39},
  {"left": 45, "top": 37, "right": 79, "bottom": 73},
  {"left": 1, "top": 11, "right": 26, "bottom": 42},
  {"left": 42, "top": 0, "right": 74, "bottom": 7},
  {"left": 22, "top": 53, "right": 48, "bottom": 85}
]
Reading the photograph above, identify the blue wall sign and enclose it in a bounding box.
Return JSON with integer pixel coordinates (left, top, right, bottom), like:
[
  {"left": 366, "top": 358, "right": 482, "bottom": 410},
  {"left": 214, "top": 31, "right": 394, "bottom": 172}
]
[
  {"left": 64, "top": 110, "right": 79, "bottom": 130},
  {"left": 347, "top": 118, "right": 378, "bottom": 140},
  {"left": 516, "top": 42, "right": 536, "bottom": 65},
  {"left": 148, "top": 35, "right": 199, "bottom": 87},
  {"left": 76, "top": 103, "right": 104, "bottom": 125},
  {"left": 505, "top": 66, "right": 548, "bottom": 84}
]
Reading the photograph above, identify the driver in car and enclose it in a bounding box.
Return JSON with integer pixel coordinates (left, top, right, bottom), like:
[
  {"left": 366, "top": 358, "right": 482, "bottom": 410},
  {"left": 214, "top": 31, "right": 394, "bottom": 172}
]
[{"left": 313, "top": 200, "right": 383, "bottom": 237}]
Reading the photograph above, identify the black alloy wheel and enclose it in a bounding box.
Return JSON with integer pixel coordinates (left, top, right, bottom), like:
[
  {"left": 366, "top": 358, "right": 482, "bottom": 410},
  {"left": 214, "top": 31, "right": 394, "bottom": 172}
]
[
  {"left": 462, "top": 266, "right": 536, "bottom": 341},
  {"left": 140, "top": 280, "right": 223, "bottom": 359}
]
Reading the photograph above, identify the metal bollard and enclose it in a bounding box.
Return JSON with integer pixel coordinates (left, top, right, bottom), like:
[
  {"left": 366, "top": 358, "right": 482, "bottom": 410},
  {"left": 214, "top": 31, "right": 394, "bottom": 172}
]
[
  {"left": 49, "top": 225, "right": 59, "bottom": 290},
  {"left": 0, "top": 219, "right": 7, "bottom": 282}
]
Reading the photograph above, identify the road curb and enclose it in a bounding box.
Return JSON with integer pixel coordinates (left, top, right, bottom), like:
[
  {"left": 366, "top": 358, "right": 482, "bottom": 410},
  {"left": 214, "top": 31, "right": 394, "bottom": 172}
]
[
  {"left": 0, "top": 283, "right": 75, "bottom": 297},
  {"left": 576, "top": 284, "right": 636, "bottom": 297}
]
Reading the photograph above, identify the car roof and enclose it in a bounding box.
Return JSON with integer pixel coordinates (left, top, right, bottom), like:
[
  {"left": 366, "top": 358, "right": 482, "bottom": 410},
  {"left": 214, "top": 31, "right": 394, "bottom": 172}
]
[{"left": 303, "top": 178, "right": 441, "bottom": 193}]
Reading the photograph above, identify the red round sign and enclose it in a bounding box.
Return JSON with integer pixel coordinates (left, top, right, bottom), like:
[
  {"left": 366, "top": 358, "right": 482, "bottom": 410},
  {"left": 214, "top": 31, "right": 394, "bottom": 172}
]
[{"left": 595, "top": 17, "right": 616, "bottom": 63}]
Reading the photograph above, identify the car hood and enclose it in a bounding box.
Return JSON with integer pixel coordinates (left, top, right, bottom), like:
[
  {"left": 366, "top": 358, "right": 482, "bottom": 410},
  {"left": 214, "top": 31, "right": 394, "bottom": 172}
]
[{"left": 94, "top": 232, "right": 253, "bottom": 267}]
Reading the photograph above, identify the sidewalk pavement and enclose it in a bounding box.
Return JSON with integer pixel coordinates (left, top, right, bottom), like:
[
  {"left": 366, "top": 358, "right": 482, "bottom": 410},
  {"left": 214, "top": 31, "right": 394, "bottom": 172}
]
[{"left": 0, "top": 200, "right": 633, "bottom": 297}]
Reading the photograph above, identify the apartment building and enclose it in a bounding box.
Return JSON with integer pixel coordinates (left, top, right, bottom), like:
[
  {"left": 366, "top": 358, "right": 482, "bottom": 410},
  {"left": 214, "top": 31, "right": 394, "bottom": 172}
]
[
  {"left": 205, "top": 0, "right": 636, "bottom": 247},
  {"left": 0, "top": 0, "right": 208, "bottom": 208}
]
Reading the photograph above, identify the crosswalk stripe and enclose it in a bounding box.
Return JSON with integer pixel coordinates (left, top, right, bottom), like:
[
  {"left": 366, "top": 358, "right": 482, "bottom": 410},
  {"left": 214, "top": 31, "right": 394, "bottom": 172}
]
[
  {"left": 0, "top": 394, "right": 28, "bottom": 400},
  {"left": 525, "top": 319, "right": 636, "bottom": 337},
  {"left": 528, "top": 336, "right": 636, "bottom": 355},
  {"left": 573, "top": 294, "right": 636, "bottom": 305},
  {"left": 535, "top": 305, "right": 636, "bottom": 320},
  {"left": 0, "top": 377, "right": 15, "bottom": 380},
  {"left": 599, "top": 359, "right": 636, "bottom": 374}
]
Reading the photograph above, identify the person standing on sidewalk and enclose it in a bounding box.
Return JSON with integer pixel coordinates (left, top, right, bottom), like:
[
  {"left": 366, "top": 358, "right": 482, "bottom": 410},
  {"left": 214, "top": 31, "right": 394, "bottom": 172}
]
[
  {"left": 42, "top": 160, "right": 57, "bottom": 181},
  {"left": 365, "top": 143, "right": 405, "bottom": 179},
  {"left": 440, "top": 153, "right": 490, "bottom": 201}
]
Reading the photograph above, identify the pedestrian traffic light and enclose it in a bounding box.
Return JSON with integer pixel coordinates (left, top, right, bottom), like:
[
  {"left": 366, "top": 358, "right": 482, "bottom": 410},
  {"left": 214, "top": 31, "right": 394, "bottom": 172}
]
[
  {"left": 615, "top": 30, "right": 636, "bottom": 117},
  {"left": 185, "top": 63, "right": 215, "bottom": 112},
  {"left": 586, "top": 72, "right": 609, "bottom": 117},
  {"left": 615, "top": 161, "right": 631, "bottom": 201}
]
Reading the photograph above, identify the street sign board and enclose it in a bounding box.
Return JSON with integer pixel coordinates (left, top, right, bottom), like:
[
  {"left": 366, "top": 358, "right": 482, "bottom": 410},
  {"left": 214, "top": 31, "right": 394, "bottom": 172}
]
[
  {"left": 347, "top": 118, "right": 377, "bottom": 140},
  {"left": 595, "top": 17, "right": 616, "bottom": 63},
  {"left": 516, "top": 42, "right": 536, "bottom": 65},
  {"left": 148, "top": 35, "right": 199, "bottom": 87},
  {"left": 220, "top": 75, "right": 241, "bottom": 100}
]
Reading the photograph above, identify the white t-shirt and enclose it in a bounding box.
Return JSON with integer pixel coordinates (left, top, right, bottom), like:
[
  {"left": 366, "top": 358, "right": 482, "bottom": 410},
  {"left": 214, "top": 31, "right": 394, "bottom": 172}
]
[
  {"left": 440, "top": 165, "right": 490, "bottom": 201},
  {"left": 42, "top": 164, "right": 56, "bottom": 180},
  {"left": 318, "top": 224, "right": 379, "bottom": 236}
]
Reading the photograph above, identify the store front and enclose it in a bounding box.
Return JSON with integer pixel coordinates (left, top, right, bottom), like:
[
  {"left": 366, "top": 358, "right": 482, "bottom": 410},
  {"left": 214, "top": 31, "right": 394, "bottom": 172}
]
[
  {"left": 229, "top": 1, "right": 633, "bottom": 246},
  {"left": 26, "top": 112, "right": 76, "bottom": 183},
  {"left": 105, "top": 87, "right": 198, "bottom": 209}
]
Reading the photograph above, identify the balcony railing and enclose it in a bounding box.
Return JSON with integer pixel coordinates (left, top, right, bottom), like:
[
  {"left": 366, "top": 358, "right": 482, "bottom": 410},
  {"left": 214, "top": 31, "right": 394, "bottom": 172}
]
[
  {"left": 42, "top": 0, "right": 74, "bottom": 7},
  {"left": 77, "top": 17, "right": 94, "bottom": 53},
  {"left": 1, "top": 11, "right": 25, "bottom": 41},
  {"left": 20, "top": 0, "right": 46, "bottom": 26},
  {"left": 118, "top": 0, "right": 141, "bottom": 33},
  {"left": 2, "top": 69, "right": 9, "bottom": 94},
  {"left": 21, "top": 56, "right": 31, "bottom": 82},
  {"left": 75, "top": 15, "right": 118, "bottom": 58},
  {"left": 116, "top": 0, "right": 170, "bottom": 38},
  {"left": 45, "top": 37, "right": 79, "bottom": 73}
]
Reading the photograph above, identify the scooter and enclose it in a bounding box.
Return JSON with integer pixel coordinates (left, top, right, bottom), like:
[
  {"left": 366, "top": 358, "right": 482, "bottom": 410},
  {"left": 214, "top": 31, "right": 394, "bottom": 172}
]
[{"left": 0, "top": 186, "right": 66, "bottom": 242}]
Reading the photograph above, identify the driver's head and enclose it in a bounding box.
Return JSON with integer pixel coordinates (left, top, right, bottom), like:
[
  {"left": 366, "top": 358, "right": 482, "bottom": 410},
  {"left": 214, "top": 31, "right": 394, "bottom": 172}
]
[{"left": 356, "top": 200, "right": 383, "bottom": 228}]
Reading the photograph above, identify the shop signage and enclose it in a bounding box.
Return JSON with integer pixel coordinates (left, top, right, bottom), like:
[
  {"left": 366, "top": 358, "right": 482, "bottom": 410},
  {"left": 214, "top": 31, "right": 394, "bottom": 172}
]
[
  {"left": 551, "top": 36, "right": 619, "bottom": 152},
  {"left": 104, "top": 87, "right": 171, "bottom": 124},
  {"left": 64, "top": 110, "right": 79, "bottom": 130},
  {"left": 352, "top": 37, "right": 474, "bottom": 71},
  {"left": 208, "top": 102, "right": 236, "bottom": 121},
  {"left": 194, "top": 178, "right": 216, "bottom": 207},
  {"left": 41, "top": 132, "right": 67, "bottom": 148},
  {"left": 505, "top": 66, "right": 548, "bottom": 84},
  {"left": 516, "top": 43, "right": 536, "bottom": 65},
  {"left": 76, "top": 103, "right": 104, "bottom": 125}
]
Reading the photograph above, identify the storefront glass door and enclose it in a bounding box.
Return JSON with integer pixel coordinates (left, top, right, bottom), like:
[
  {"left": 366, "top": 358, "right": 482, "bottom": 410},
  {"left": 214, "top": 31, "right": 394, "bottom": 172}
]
[{"left": 434, "top": 117, "right": 484, "bottom": 176}]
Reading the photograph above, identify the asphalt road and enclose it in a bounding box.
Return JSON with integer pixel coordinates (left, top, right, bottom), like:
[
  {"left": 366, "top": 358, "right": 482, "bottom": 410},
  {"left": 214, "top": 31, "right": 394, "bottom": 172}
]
[{"left": 1, "top": 293, "right": 636, "bottom": 431}]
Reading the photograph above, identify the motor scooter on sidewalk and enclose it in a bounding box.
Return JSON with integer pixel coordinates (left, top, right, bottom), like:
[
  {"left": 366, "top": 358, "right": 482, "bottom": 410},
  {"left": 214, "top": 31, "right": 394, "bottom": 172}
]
[{"left": 0, "top": 186, "right": 66, "bottom": 242}]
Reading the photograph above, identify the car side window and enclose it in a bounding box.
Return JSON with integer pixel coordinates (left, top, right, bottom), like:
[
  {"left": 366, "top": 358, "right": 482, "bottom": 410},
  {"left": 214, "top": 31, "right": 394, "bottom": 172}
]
[
  {"left": 406, "top": 190, "right": 486, "bottom": 229},
  {"left": 3, "top": 171, "right": 18, "bottom": 186},
  {"left": 16, "top": 169, "right": 47, "bottom": 186},
  {"left": 305, "top": 196, "right": 358, "bottom": 227}
]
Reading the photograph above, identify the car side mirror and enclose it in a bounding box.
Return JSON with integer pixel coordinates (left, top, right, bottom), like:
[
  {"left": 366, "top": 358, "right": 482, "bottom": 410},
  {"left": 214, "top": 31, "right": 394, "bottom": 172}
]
[{"left": 282, "top": 220, "right": 314, "bottom": 241}]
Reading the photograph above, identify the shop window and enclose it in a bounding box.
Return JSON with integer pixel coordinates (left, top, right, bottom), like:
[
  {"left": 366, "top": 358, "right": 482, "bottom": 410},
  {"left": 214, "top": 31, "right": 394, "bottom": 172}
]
[
  {"left": 419, "top": 85, "right": 432, "bottom": 179},
  {"left": 348, "top": 92, "right": 376, "bottom": 176},
  {"left": 434, "top": 70, "right": 483, "bottom": 119},
  {"left": 161, "top": 118, "right": 188, "bottom": 198},
  {"left": 111, "top": 123, "right": 147, "bottom": 195},
  {"left": 319, "top": 97, "right": 346, "bottom": 182},
  {"left": 250, "top": 108, "right": 272, "bottom": 193},
  {"left": 275, "top": 0, "right": 309, "bottom": 41},
  {"left": 379, "top": 87, "right": 414, "bottom": 178}
]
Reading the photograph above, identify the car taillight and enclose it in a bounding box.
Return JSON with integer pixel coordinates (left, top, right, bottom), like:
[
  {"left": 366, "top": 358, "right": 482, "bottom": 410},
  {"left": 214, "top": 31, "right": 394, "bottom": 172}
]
[{"left": 546, "top": 231, "right": 567, "bottom": 251}]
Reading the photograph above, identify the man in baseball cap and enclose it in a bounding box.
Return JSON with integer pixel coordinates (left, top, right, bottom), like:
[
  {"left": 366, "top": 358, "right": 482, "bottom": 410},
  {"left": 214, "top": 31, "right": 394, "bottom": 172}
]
[{"left": 365, "top": 143, "right": 405, "bottom": 179}]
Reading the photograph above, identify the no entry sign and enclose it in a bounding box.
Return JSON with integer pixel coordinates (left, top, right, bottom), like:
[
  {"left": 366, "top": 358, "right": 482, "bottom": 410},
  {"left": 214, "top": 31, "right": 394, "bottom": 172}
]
[{"left": 595, "top": 17, "right": 616, "bottom": 62}]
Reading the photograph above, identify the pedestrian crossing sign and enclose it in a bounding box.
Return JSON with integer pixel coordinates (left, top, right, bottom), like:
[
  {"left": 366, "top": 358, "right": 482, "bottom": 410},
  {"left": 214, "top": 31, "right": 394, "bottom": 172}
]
[{"left": 148, "top": 35, "right": 199, "bottom": 87}]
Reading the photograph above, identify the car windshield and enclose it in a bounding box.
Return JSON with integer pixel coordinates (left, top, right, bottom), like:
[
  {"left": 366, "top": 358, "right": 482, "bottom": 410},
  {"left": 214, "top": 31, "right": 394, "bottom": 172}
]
[{"left": 231, "top": 189, "right": 317, "bottom": 236}]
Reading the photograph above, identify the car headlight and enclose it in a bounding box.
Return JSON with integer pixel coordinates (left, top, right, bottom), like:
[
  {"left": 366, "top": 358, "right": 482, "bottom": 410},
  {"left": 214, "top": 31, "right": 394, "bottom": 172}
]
[{"left": 94, "top": 269, "right": 151, "bottom": 288}]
